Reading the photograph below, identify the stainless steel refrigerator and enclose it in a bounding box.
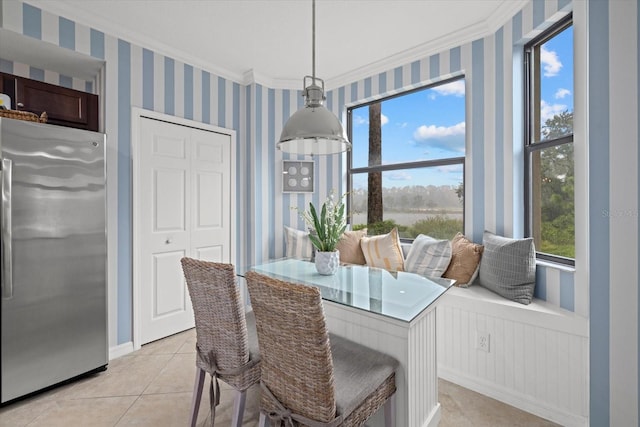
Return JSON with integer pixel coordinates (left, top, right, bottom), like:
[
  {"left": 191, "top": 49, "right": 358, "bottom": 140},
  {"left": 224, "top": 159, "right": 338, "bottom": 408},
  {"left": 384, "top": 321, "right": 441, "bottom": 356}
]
[{"left": 0, "top": 117, "right": 107, "bottom": 404}]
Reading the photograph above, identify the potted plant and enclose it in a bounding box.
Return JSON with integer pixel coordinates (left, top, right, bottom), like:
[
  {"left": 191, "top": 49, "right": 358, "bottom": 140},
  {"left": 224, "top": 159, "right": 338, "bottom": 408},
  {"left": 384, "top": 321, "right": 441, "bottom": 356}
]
[{"left": 300, "top": 192, "right": 347, "bottom": 275}]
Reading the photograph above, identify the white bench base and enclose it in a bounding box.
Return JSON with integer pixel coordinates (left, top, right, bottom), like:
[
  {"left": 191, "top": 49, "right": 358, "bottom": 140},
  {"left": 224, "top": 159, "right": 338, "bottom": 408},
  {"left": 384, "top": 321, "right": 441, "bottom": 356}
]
[{"left": 437, "top": 286, "right": 588, "bottom": 427}]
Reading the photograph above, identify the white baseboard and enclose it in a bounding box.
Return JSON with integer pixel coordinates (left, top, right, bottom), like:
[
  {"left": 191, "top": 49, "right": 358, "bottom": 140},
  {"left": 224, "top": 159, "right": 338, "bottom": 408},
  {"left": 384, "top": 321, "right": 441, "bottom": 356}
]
[
  {"left": 438, "top": 367, "right": 587, "bottom": 427},
  {"left": 109, "top": 341, "right": 134, "bottom": 360}
]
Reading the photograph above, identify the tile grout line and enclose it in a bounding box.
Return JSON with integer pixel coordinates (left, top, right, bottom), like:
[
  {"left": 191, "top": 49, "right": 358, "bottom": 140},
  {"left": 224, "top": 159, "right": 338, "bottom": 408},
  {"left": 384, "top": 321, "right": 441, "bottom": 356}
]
[{"left": 114, "top": 330, "right": 193, "bottom": 426}]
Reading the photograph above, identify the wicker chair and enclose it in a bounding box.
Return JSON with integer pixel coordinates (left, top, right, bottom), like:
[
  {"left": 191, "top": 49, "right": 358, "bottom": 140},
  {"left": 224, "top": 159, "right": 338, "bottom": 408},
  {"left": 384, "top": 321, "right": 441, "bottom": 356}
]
[
  {"left": 181, "top": 258, "right": 261, "bottom": 427},
  {"left": 245, "top": 271, "right": 398, "bottom": 427}
]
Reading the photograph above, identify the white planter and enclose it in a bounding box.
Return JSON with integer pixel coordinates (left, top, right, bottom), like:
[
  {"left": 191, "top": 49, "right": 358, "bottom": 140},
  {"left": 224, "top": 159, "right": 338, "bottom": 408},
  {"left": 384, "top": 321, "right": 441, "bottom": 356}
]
[{"left": 315, "top": 250, "right": 340, "bottom": 275}]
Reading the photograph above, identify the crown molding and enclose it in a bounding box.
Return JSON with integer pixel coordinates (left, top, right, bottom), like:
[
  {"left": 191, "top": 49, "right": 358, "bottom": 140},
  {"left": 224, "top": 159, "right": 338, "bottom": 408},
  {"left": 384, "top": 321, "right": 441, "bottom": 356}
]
[
  {"left": 485, "top": 0, "right": 529, "bottom": 33},
  {"left": 242, "top": 69, "right": 300, "bottom": 90},
  {"left": 26, "top": 0, "right": 528, "bottom": 92},
  {"left": 325, "top": 19, "right": 488, "bottom": 91},
  {"left": 26, "top": 0, "right": 246, "bottom": 84},
  {"left": 325, "top": 0, "right": 528, "bottom": 91}
]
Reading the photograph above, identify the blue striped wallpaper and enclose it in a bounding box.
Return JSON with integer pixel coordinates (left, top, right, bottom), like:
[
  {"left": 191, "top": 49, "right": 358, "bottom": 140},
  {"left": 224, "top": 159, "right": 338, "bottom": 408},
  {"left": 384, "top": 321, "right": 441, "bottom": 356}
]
[
  {"left": 58, "top": 16, "right": 74, "bottom": 50},
  {"left": 184, "top": 64, "right": 193, "bottom": 120},
  {"left": 142, "top": 49, "right": 153, "bottom": 110},
  {"left": 494, "top": 27, "right": 505, "bottom": 236},
  {"left": 471, "top": 39, "right": 486, "bottom": 244},
  {"left": 22, "top": 3, "right": 40, "bottom": 39},
  {"left": 29, "top": 66, "right": 43, "bottom": 81},
  {"left": 588, "top": 0, "right": 611, "bottom": 421},
  {"left": 3, "top": 1, "right": 639, "bottom": 424},
  {"left": 1, "top": 0, "right": 578, "bottom": 325},
  {"left": 163, "top": 57, "right": 175, "bottom": 116},
  {"left": 117, "top": 38, "right": 132, "bottom": 343}
]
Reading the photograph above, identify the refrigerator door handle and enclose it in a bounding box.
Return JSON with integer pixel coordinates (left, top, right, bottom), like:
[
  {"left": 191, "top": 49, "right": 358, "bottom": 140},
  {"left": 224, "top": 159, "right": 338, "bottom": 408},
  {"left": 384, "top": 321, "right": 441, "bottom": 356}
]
[{"left": 1, "top": 157, "right": 13, "bottom": 299}]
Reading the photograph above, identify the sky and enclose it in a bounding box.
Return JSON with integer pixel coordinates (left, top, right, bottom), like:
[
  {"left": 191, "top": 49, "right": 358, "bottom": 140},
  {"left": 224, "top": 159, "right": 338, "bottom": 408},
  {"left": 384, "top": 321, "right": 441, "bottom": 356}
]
[{"left": 349, "top": 25, "right": 573, "bottom": 189}]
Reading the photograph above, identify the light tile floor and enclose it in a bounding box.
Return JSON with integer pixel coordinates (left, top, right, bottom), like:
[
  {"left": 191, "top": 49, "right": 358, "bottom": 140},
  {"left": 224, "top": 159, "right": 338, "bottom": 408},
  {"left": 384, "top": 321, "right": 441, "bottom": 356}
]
[{"left": 0, "top": 328, "right": 560, "bottom": 426}]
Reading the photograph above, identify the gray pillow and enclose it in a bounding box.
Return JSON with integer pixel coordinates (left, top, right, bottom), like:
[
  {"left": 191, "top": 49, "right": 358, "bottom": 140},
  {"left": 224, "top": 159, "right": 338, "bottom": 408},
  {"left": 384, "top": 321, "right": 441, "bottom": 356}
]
[{"left": 478, "top": 231, "right": 536, "bottom": 304}]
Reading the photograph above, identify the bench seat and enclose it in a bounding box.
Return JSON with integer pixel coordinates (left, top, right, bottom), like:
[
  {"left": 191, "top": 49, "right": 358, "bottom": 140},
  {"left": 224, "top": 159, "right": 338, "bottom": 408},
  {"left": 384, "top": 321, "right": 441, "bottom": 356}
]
[{"left": 436, "top": 284, "right": 588, "bottom": 427}]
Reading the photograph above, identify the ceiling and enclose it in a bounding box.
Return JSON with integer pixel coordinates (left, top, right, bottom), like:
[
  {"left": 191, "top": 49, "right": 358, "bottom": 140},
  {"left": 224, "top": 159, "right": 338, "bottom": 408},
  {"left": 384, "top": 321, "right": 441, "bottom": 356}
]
[{"left": 27, "top": 0, "right": 526, "bottom": 89}]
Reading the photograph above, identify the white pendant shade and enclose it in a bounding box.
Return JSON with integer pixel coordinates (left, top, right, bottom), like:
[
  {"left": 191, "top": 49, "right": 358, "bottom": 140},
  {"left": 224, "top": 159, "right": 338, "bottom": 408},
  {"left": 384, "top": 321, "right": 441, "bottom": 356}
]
[{"left": 277, "top": 103, "right": 350, "bottom": 156}]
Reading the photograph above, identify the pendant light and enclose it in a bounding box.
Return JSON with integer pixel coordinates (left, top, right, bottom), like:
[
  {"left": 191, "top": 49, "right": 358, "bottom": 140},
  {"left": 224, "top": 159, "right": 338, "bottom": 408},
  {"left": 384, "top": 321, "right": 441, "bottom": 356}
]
[{"left": 277, "top": 0, "right": 351, "bottom": 155}]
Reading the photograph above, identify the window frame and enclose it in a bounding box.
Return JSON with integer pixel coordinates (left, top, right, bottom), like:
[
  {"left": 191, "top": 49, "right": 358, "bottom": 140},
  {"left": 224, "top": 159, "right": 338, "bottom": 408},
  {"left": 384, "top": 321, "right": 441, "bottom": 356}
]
[
  {"left": 346, "top": 76, "right": 466, "bottom": 241},
  {"left": 523, "top": 14, "right": 574, "bottom": 266}
]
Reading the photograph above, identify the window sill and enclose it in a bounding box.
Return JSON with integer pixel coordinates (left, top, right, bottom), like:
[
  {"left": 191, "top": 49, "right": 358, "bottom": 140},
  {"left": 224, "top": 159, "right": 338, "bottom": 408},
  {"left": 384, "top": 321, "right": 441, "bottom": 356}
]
[{"left": 535, "top": 258, "right": 576, "bottom": 273}]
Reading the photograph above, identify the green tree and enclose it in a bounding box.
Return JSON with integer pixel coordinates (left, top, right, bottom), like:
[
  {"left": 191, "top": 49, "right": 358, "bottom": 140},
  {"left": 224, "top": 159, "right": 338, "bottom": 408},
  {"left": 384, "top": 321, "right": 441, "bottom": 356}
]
[
  {"left": 455, "top": 182, "right": 464, "bottom": 204},
  {"left": 537, "top": 110, "right": 574, "bottom": 258},
  {"left": 542, "top": 110, "right": 573, "bottom": 140}
]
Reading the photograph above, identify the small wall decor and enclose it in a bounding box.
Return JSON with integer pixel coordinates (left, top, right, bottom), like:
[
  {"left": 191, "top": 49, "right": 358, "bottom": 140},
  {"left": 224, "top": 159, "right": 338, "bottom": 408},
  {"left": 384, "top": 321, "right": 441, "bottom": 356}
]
[{"left": 282, "top": 160, "right": 314, "bottom": 193}]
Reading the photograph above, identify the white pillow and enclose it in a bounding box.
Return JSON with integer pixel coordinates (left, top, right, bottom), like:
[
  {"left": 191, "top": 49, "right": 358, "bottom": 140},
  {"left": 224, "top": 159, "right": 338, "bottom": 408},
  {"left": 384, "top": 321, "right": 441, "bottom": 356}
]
[
  {"left": 405, "top": 234, "right": 453, "bottom": 277},
  {"left": 284, "top": 226, "right": 313, "bottom": 259}
]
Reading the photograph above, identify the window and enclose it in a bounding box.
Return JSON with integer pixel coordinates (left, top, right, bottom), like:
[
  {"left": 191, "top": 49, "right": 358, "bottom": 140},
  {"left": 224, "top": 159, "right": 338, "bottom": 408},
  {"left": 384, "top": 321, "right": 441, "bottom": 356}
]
[
  {"left": 347, "top": 77, "right": 465, "bottom": 240},
  {"left": 524, "top": 16, "right": 574, "bottom": 264}
]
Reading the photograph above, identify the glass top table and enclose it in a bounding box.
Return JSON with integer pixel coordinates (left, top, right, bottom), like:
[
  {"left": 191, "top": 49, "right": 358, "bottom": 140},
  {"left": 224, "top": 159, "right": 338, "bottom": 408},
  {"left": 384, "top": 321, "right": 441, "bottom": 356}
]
[{"left": 245, "top": 258, "right": 456, "bottom": 323}]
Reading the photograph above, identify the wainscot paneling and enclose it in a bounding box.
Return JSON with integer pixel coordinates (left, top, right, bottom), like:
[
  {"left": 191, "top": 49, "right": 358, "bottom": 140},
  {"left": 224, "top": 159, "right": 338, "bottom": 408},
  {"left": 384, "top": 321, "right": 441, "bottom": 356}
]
[{"left": 436, "top": 287, "right": 588, "bottom": 427}]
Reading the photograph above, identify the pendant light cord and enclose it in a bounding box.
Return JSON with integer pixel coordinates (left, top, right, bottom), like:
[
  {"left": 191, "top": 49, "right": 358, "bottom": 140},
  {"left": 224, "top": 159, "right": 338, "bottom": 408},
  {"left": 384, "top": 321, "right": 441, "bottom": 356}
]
[{"left": 312, "top": 0, "right": 316, "bottom": 82}]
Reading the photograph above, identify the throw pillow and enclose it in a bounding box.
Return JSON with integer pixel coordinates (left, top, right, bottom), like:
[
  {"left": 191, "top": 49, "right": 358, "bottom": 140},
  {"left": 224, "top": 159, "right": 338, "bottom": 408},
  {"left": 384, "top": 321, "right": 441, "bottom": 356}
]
[
  {"left": 443, "top": 232, "right": 484, "bottom": 287},
  {"left": 284, "top": 225, "right": 313, "bottom": 260},
  {"left": 360, "top": 228, "right": 405, "bottom": 271},
  {"left": 336, "top": 229, "right": 367, "bottom": 265},
  {"left": 478, "top": 231, "right": 536, "bottom": 305},
  {"left": 405, "top": 234, "right": 453, "bottom": 277}
]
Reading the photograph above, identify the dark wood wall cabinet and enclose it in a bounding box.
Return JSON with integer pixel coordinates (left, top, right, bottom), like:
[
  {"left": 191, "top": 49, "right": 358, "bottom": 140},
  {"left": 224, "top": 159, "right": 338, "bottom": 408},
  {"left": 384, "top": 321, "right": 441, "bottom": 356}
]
[{"left": 0, "top": 72, "right": 99, "bottom": 132}]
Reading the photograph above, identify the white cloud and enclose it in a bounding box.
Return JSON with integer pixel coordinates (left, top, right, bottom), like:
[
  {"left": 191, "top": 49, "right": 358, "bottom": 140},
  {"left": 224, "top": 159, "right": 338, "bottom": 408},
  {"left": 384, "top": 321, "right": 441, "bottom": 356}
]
[
  {"left": 541, "top": 46, "right": 562, "bottom": 77},
  {"left": 388, "top": 171, "right": 412, "bottom": 181},
  {"left": 353, "top": 113, "right": 388, "bottom": 126},
  {"left": 437, "top": 164, "right": 464, "bottom": 174},
  {"left": 413, "top": 122, "right": 465, "bottom": 140},
  {"left": 555, "top": 88, "right": 571, "bottom": 99},
  {"left": 432, "top": 80, "right": 465, "bottom": 97},
  {"left": 541, "top": 100, "right": 567, "bottom": 122},
  {"left": 354, "top": 115, "right": 367, "bottom": 126}
]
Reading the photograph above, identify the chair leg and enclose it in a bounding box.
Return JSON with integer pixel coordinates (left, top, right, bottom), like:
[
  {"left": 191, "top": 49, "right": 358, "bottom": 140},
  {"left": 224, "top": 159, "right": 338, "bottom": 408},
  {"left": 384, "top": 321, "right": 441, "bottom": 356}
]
[
  {"left": 384, "top": 394, "right": 396, "bottom": 427},
  {"left": 258, "top": 412, "right": 270, "bottom": 427},
  {"left": 231, "top": 389, "right": 247, "bottom": 427},
  {"left": 189, "top": 368, "right": 206, "bottom": 427}
]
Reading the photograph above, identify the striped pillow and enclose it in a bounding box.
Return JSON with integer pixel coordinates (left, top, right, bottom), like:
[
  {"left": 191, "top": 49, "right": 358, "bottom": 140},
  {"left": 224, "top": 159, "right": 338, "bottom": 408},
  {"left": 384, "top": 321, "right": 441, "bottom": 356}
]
[
  {"left": 284, "top": 226, "right": 313, "bottom": 260},
  {"left": 405, "top": 235, "right": 453, "bottom": 277},
  {"left": 360, "top": 228, "right": 405, "bottom": 271}
]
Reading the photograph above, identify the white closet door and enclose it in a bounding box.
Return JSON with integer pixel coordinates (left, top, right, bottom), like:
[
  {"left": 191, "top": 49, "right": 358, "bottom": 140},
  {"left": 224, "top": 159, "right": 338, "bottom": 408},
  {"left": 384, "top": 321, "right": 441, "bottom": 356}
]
[
  {"left": 137, "top": 117, "right": 232, "bottom": 345},
  {"left": 190, "top": 128, "right": 231, "bottom": 263}
]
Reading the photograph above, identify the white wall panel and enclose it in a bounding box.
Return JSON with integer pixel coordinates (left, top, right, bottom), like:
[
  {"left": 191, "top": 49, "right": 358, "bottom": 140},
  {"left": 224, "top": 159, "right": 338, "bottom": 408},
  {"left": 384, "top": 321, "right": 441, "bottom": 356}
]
[
  {"left": 437, "top": 288, "right": 588, "bottom": 426},
  {"left": 40, "top": 8, "right": 57, "bottom": 46},
  {"left": 2, "top": 0, "right": 23, "bottom": 33},
  {"left": 75, "top": 23, "right": 90, "bottom": 56}
]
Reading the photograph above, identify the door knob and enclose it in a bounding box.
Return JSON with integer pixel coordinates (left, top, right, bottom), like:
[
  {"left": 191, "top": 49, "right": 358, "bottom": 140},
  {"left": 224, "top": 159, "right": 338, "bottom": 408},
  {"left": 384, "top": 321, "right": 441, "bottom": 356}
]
[
  {"left": 16, "top": 102, "right": 24, "bottom": 108},
  {"left": 165, "top": 238, "right": 172, "bottom": 244}
]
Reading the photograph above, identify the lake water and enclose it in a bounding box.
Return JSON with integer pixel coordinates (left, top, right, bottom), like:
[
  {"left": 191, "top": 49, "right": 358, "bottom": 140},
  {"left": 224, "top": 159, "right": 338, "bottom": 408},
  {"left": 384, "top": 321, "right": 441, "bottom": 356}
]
[{"left": 350, "top": 211, "right": 463, "bottom": 227}]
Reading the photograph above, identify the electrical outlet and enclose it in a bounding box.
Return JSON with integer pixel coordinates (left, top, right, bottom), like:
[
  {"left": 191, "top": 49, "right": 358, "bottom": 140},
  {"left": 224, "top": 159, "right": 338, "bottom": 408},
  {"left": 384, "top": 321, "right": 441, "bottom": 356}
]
[{"left": 477, "top": 331, "right": 490, "bottom": 353}]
